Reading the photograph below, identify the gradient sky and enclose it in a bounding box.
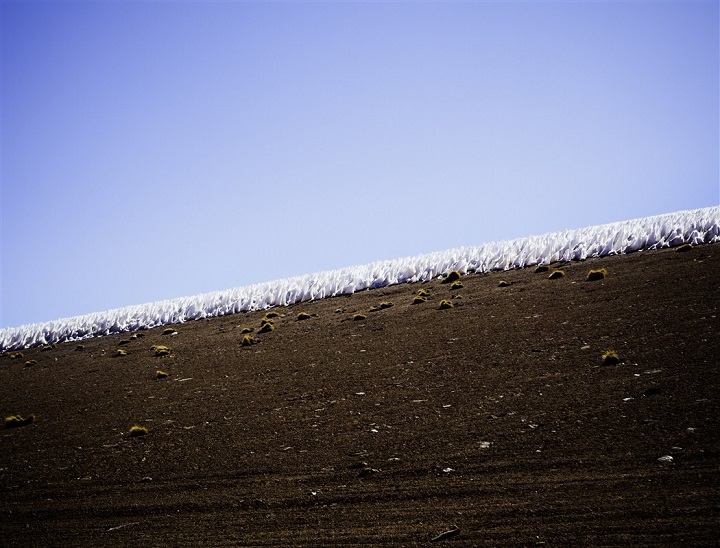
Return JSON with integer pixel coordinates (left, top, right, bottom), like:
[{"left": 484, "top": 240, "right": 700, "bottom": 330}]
[{"left": 2, "top": 1, "right": 718, "bottom": 329}]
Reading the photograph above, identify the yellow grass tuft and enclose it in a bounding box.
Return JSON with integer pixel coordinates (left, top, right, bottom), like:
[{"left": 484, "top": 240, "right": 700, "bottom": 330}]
[
  {"left": 240, "top": 334, "right": 255, "bottom": 347},
  {"left": 264, "top": 311, "right": 281, "bottom": 319},
  {"left": 40, "top": 344, "right": 56, "bottom": 352},
  {"left": 240, "top": 327, "right": 254, "bottom": 334},
  {"left": 498, "top": 280, "right": 511, "bottom": 287},
  {"left": 450, "top": 281, "right": 464, "bottom": 290},
  {"left": 258, "top": 322, "right": 275, "bottom": 334},
  {"left": 352, "top": 314, "right": 367, "bottom": 321},
  {"left": 152, "top": 345, "right": 171, "bottom": 357},
  {"left": 417, "top": 289, "right": 430, "bottom": 297},
  {"left": 438, "top": 299, "right": 454, "bottom": 310},
  {"left": 115, "top": 349, "right": 128, "bottom": 357},
  {"left": 675, "top": 243, "right": 693, "bottom": 252},
  {"left": 24, "top": 360, "right": 37, "bottom": 367},
  {"left": 155, "top": 370, "right": 169, "bottom": 379},
  {"left": 548, "top": 270, "right": 565, "bottom": 279},
  {"left": 129, "top": 425, "right": 149, "bottom": 437},
  {"left": 9, "top": 352, "right": 24, "bottom": 360},
  {"left": 297, "top": 311, "right": 312, "bottom": 321},
  {"left": 601, "top": 350, "right": 622, "bottom": 366},
  {"left": 4, "top": 414, "right": 35, "bottom": 428},
  {"left": 440, "top": 271, "right": 461, "bottom": 284},
  {"left": 412, "top": 296, "right": 428, "bottom": 305},
  {"left": 534, "top": 265, "right": 550, "bottom": 273},
  {"left": 587, "top": 268, "right": 607, "bottom": 281}
]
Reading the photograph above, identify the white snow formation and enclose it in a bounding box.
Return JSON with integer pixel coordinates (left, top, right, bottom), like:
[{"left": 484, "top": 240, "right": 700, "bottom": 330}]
[{"left": 2, "top": 206, "right": 718, "bottom": 352}]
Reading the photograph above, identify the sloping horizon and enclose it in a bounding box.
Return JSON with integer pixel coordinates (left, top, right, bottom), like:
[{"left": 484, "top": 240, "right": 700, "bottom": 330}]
[{"left": 1, "top": 205, "right": 718, "bottom": 352}]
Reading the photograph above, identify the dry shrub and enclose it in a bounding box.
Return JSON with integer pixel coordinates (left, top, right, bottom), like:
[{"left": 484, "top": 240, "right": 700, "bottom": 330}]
[
  {"left": 4, "top": 414, "right": 35, "bottom": 428},
  {"left": 587, "top": 268, "right": 607, "bottom": 281},
  {"left": 152, "top": 345, "right": 171, "bottom": 357},
  {"left": 129, "top": 425, "right": 149, "bottom": 437},
  {"left": 440, "top": 271, "right": 461, "bottom": 284},
  {"left": 601, "top": 350, "right": 622, "bottom": 366},
  {"left": 258, "top": 323, "right": 275, "bottom": 334}
]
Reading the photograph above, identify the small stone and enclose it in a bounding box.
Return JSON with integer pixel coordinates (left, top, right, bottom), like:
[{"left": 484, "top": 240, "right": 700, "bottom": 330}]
[
  {"left": 358, "top": 467, "right": 379, "bottom": 477},
  {"left": 656, "top": 455, "right": 673, "bottom": 464}
]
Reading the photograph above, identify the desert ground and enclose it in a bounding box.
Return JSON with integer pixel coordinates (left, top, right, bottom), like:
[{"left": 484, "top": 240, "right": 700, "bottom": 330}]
[{"left": 1, "top": 244, "right": 718, "bottom": 546}]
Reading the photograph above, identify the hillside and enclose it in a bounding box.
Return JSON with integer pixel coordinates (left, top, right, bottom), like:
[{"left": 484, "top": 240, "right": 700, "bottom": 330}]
[{"left": 1, "top": 244, "right": 718, "bottom": 546}]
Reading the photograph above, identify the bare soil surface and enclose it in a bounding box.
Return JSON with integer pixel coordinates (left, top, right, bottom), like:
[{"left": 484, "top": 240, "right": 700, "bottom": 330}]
[{"left": 1, "top": 245, "right": 719, "bottom": 547}]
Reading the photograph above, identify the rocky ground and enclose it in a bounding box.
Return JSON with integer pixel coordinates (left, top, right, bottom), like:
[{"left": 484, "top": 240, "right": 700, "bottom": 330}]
[{"left": 1, "top": 244, "right": 718, "bottom": 546}]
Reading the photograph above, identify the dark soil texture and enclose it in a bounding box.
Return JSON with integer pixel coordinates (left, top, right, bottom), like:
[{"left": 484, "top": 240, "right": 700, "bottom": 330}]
[{"left": 2, "top": 245, "right": 719, "bottom": 546}]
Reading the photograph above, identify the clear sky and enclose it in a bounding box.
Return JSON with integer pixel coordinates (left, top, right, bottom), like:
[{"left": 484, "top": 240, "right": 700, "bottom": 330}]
[{"left": 1, "top": 1, "right": 718, "bottom": 329}]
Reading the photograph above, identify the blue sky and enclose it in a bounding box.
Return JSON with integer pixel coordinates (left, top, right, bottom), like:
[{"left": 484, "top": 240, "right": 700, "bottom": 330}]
[{"left": 2, "top": 1, "right": 718, "bottom": 329}]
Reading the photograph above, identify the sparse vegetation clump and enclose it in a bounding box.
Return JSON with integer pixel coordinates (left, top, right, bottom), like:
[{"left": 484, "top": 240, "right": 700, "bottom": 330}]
[
  {"left": 412, "top": 296, "right": 428, "bottom": 305},
  {"left": 162, "top": 328, "right": 177, "bottom": 335},
  {"left": 258, "top": 321, "right": 275, "bottom": 333},
  {"left": 534, "top": 265, "right": 550, "bottom": 273},
  {"left": 601, "top": 350, "right": 622, "bottom": 366},
  {"left": 129, "top": 425, "right": 149, "bottom": 437},
  {"left": 379, "top": 301, "right": 394, "bottom": 309},
  {"left": 450, "top": 281, "right": 464, "bottom": 290},
  {"left": 264, "top": 311, "right": 281, "bottom": 319},
  {"left": 118, "top": 339, "right": 132, "bottom": 346},
  {"left": 4, "top": 414, "right": 35, "bottom": 428},
  {"left": 297, "top": 312, "right": 312, "bottom": 321},
  {"left": 24, "top": 360, "right": 37, "bottom": 367},
  {"left": 498, "top": 280, "right": 511, "bottom": 287},
  {"left": 587, "top": 268, "right": 607, "bottom": 281},
  {"left": 75, "top": 345, "right": 85, "bottom": 351},
  {"left": 115, "top": 349, "right": 128, "bottom": 357},
  {"left": 9, "top": 352, "right": 24, "bottom": 360},
  {"left": 438, "top": 299, "right": 454, "bottom": 310},
  {"left": 548, "top": 270, "right": 566, "bottom": 279},
  {"left": 240, "top": 334, "right": 255, "bottom": 347},
  {"left": 240, "top": 327, "right": 254, "bottom": 334},
  {"left": 40, "top": 344, "right": 56, "bottom": 352},
  {"left": 440, "top": 271, "right": 461, "bottom": 284},
  {"left": 353, "top": 314, "right": 367, "bottom": 321},
  {"left": 152, "top": 345, "right": 171, "bottom": 357},
  {"left": 417, "top": 289, "right": 430, "bottom": 297},
  {"left": 155, "top": 370, "right": 169, "bottom": 379}
]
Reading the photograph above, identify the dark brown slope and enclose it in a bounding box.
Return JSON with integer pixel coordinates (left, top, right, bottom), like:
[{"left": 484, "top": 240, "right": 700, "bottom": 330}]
[{"left": 1, "top": 245, "right": 719, "bottom": 547}]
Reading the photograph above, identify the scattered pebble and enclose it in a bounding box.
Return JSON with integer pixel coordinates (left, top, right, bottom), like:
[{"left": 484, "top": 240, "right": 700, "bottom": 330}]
[{"left": 656, "top": 455, "right": 673, "bottom": 464}]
